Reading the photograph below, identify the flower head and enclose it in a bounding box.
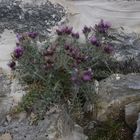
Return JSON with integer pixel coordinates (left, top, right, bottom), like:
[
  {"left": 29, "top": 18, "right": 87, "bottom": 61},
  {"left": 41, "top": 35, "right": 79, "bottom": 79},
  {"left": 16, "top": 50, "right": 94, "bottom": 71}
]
[
  {"left": 16, "top": 34, "right": 24, "bottom": 41},
  {"left": 64, "top": 44, "right": 70, "bottom": 50},
  {"left": 90, "top": 36, "right": 100, "bottom": 47},
  {"left": 56, "top": 26, "right": 73, "bottom": 35},
  {"left": 16, "top": 42, "right": 20, "bottom": 46},
  {"left": 63, "top": 26, "right": 73, "bottom": 35},
  {"left": 82, "top": 68, "right": 93, "bottom": 82},
  {"left": 96, "top": 19, "right": 111, "bottom": 33},
  {"left": 104, "top": 21, "right": 111, "bottom": 29},
  {"left": 71, "top": 32, "right": 80, "bottom": 39},
  {"left": 8, "top": 61, "right": 16, "bottom": 70},
  {"left": 13, "top": 47, "right": 24, "bottom": 59},
  {"left": 104, "top": 45, "right": 113, "bottom": 54},
  {"left": 28, "top": 32, "right": 38, "bottom": 39},
  {"left": 82, "top": 26, "right": 91, "bottom": 34},
  {"left": 56, "top": 29, "right": 63, "bottom": 35}
]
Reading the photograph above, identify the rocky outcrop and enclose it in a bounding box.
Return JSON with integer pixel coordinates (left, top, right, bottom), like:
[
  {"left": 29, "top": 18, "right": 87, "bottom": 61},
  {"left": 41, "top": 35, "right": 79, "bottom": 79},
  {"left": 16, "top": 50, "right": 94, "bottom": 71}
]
[
  {"left": 97, "top": 73, "right": 140, "bottom": 121},
  {"left": 125, "top": 101, "right": 140, "bottom": 130},
  {"left": 0, "top": 107, "right": 87, "bottom": 140},
  {"left": 67, "top": 0, "right": 140, "bottom": 33},
  {"left": 112, "top": 31, "right": 140, "bottom": 66},
  {"left": 134, "top": 113, "right": 140, "bottom": 140},
  {"left": 97, "top": 73, "right": 140, "bottom": 139},
  {"left": 0, "top": 0, "right": 65, "bottom": 36},
  {"left": 0, "top": 133, "right": 12, "bottom": 140},
  {"left": 0, "top": 69, "right": 26, "bottom": 124},
  {"left": 0, "top": 72, "right": 11, "bottom": 125}
]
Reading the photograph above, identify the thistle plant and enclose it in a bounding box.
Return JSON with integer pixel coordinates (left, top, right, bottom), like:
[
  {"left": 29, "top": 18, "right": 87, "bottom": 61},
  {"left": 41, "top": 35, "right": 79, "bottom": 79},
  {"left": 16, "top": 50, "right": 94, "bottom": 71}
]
[{"left": 9, "top": 20, "right": 114, "bottom": 120}]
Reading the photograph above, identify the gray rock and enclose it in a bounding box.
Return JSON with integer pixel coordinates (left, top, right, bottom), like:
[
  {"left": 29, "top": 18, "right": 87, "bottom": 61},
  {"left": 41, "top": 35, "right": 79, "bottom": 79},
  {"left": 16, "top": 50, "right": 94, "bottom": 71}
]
[
  {"left": 134, "top": 113, "right": 140, "bottom": 140},
  {"left": 0, "top": 107, "right": 87, "bottom": 140},
  {"left": 0, "top": 73, "right": 11, "bottom": 124},
  {"left": 0, "top": 70, "right": 26, "bottom": 125},
  {"left": 97, "top": 73, "right": 140, "bottom": 121},
  {"left": 0, "top": 133, "right": 12, "bottom": 140},
  {"left": 0, "top": 0, "right": 65, "bottom": 37},
  {"left": 112, "top": 31, "right": 140, "bottom": 66},
  {"left": 125, "top": 101, "right": 140, "bottom": 130},
  {"left": 101, "top": 30, "right": 140, "bottom": 75}
]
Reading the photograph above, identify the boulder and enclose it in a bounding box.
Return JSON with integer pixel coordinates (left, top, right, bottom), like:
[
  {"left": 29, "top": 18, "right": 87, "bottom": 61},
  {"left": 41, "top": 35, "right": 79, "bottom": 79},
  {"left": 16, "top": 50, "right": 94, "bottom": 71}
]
[
  {"left": 0, "top": 0, "right": 65, "bottom": 36},
  {"left": 0, "top": 107, "right": 87, "bottom": 140},
  {"left": 0, "top": 70, "right": 26, "bottom": 125},
  {"left": 125, "top": 101, "right": 140, "bottom": 130},
  {"left": 134, "top": 113, "right": 140, "bottom": 140},
  {"left": 0, "top": 133, "right": 12, "bottom": 140},
  {"left": 0, "top": 72, "right": 11, "bottom": 124},
  {"left": 97, "top": 73, "right": 140, "bottom": 121},
  {"left": 112, "top": 31, "right": 140, "bottom": 66},
  {"left": 67, "top": 0, "right": 140, "bottom": 33}
]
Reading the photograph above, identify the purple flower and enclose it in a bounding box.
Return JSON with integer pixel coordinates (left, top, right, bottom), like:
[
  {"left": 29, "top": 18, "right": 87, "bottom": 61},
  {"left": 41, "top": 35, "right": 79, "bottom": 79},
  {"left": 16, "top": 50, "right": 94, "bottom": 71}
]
[
  {"left": 104, "top": 21, "right": 111, "bottom": 29},
  {"left": 8, "top": 61, "right": 16, "bottom": 70},
  {"left": 28, "top": 32, "right": 38, "bottom": 39},
  {"left": 69, "top": 47, "right": 74, "bottom": 53},
  {"left": 104, "top": 45, "right": 113, "bottom": 54},
  {"left": 64, "top": 45, "right": 70, "bottom": 50},
  {"left": 96, "top": 19, "right": 111, "bottom": 33},
  {"left": 13, "top": 47, "right": 24, "bottom": 59},
  {"left": 56, "top": 26, "right": 73, "bottom": 35},
  {"left": 16, "top": 42, "right": 20, "bottom": 47},
  {"left": 82, "top": 26, "right": 91, "bottom": 34},
  {"left": 63, "top": 26, "right": 73, "bottom": 35},
  {"left": 82, "top": 68, "right": 93, "bottom": 82},
  {"left": 78, "top": 55, "right": 87, "bottom": 62},
  {"left": 90, "top": 36, "right": 100, "bottom": 46},
  {"left": 56, "top": 29, "right": 63, "bottom": 35},
  {"left": 71, "top": 32, "right": 80, "bottom": 39},
  {"left": 16, "top": 34, "right": 24, "bottom": 41}
]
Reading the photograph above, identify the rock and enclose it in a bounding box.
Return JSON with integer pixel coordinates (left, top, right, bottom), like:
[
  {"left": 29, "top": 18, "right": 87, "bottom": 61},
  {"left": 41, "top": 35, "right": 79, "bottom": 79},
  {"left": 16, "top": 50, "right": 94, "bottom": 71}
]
[
  {"left": 6, "top": 115, "right": 12, "bottom": 123},
  {"left": 0, "top": 107, "right": 87, "bottom": 140},
  {"left": 125, "top": 101, "right": 140, "bottom": 130},
  {"left": 95, "top": 30, "right": 140, "bottom": 75},
  {"left": 134, "top": 113, "right": 140, "bottom": 140},
  {"left": 0, "top": 29, "right": 16, "bottom": 73},
  {"left": 0, "top": 133, "right": 12, "bottom": 140},
  {"left": 0, "top": 73, "right": 11, "bottom": 124},
  {"left": 84, "top": 121, "right": 97, "bottom": 135},
  {"left": 97, "top": 73, "right": 140, "bottom": 121},
  {"left": 16, "top": 112, "right": 27, "bottom": 122},
  {"left": 62, "top": 124, "right": 87, "bottom": 140},
  {"left": 0, "top": 0, "right": 65, "bottom": 37},
  {"left": 112, "top": 31, "right": 140, "bottom": 66},
  {"left": 66, "top": 0, "right": 140, "bottom": 34},
  {"left": 10, "top": 78, "right": 26, "bottom": 107},
  {"left": 0, "top": 70, "right": 26, "bottom": 125}
]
